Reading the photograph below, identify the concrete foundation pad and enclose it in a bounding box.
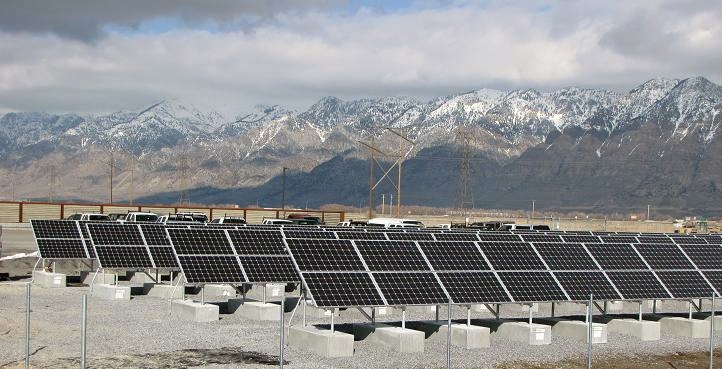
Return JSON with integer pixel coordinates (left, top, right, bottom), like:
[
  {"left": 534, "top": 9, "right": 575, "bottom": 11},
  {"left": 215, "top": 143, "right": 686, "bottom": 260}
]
[
  {"left": 606, "top": 319, "right": 660, "bottom": 341},
  {"left": 353, "top": 323, "right": 425, "bottom": 353},
  {"left": 144, "top": 284, "right": 185, "bottom": 299},
  {"left": 287, "top": 325, "right": 354, "bottom": 358},
  {"left": 494, "top": 322, "right": 551, "bottom": 345},
  {"left": 537, "top": 319, "right": 606, "bottom": 343},
  {"left": 307, "top": 306, "right": 340, "bottom": 319},
  {"left": 81, "top": 271, "right": 118, "bottom": 285},
  {"left": 92, "top": 283, "right": 131, "bottom": 301},
  {"left": 234, "top": 300, "right": 281, "bottom": 321},
  {"left": 202, "top": 284, "right": 237, "bottom": 299},
  {"left": 32, "top": 270, "right": 66, "bottom": 288},
  {"left": 408, "top": 321, "right": 490, "bottom": 349},
  {"left": 171, "top": 299, "right": 219, "bottom": 322},
  {"left": 659, "top": 317, "right": 710, "bottom": 338}
]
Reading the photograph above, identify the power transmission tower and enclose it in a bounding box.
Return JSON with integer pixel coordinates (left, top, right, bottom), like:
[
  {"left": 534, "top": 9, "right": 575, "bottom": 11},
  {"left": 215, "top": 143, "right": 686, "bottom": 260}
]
[
  {"left": 178, "top": 146, "right": 191, "bottom": 205},
  {"left": 455, "top": 126, "right": 475, "bottom": 214}
]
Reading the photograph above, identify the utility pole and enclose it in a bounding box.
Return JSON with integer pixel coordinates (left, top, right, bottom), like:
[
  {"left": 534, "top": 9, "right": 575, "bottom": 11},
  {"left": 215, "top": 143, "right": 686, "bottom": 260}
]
[
  {"left": 390, "top": 194, "right": 393, "bottom": 216},
  {"left": 532, "top": 200, "right": 535, "bottom": 219},
  {"left": 49, "top": 165, "right": 57, "bottom": 203},
  {"left": 455, "top": 127, "right": 474, "bottom": 215},
  {"left": 368, "top": 129, "right": 375, "bottom": 219},
  {"left": 109, "top": 152, "right": 114, "bottom": 204},
  {"left": 282, "top": 167, "right": 288, "bottom": 217},
  {"left": 647, "top": 204, "right": 650, "bottom": 220}
]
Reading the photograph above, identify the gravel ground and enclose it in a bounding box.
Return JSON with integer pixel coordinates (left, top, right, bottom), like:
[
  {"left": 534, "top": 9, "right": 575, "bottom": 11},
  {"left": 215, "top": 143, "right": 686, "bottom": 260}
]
[{"left": 1, "top": 281, "right": 721, "bottom": 369}]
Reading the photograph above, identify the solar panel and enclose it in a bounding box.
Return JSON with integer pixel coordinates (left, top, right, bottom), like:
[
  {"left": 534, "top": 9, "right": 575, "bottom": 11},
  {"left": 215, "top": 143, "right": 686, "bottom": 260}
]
[
  {"left": 477, "top": 233, "right": 522, "bottom": 242},
  {"left": 585, "top": 243, "right": 649, "bottom": 270},
  {"left": 238, "top": 256, "right": 299, "bottom": 282},
  {"left": 701, "top": 271, "right": 722, "bottom": 295},
  {"left": 670, "top": 236, "right": 708, "bottom": 245},
  {"left": 139, "top": 224, "right": 173, "bottom": 245},
  {"left": 634, "top": 243, "right": 695, "bottom": 269},
  {"left": 533, "top": 243, "right": 599, "bottom": 270},
  {"left": 606, "top": 271, "right": 671, "bottom": 299},
  {"left": 553, "top": 271, "right": 621, "bottom": 300},
  {"left": 372, "top": 272, "right": 448, "bottom": 305},
  {"left": 478, "top": 242, "right": 547, "bottom": 270},
  {"left": 520, "top": 234, "right": 563, "bottom": 243},
  {"left": 335, "top": 231, "right": 388, "bottom": 240},
  {"left": 167, "top": 228, "right": 233, "bottom": 255},
  {"left": 385, "top": 232, "right": 434, "bottom": 241},
  {"left": 437, "top": 272, "right": 511, "bottom": 303},
  {"left": 560, "top": 235, "right": 602, "bottom": 243},
  {"left": 599, "top": 235, "right": 638, "bottom": 244},
  {"left": 355, "top": 241, "right": 430, "bottom": 271},
  {"left": 696, "top": 235, "right": 722, "bottom": 243},
  {"left": 148, "top": 246, "right": 179, "bottom": 268},
  {"left": 675, "top": 243, "right": 722, "bottom": 269},
  {"left": 497, "top": 271, "right": 568, "bottom": 302},
  {"left": 433, "top": 233, "right": 479, "bottom": 241},
  {"left": 638, "top": 236, "right": 673, "bottom": 244},
  {"left": 418, "top": 241, "right": 490, "bottom": 271},
  {"left": 285, "top": 239, "right": 365, "bottom": 271},
  {"left": 284, "top": 229, "right": 337, "bottom": 240},
  {"left": 86, "top": 223, "right": 154, "bottom": 269},
  {"left": 31, "top": 220, "right": 92, "bottom": 259},
  {"left": 655, "top": 271, "right": 716, "bottom": 298},
  {"left": 177, "top": 255, "right": 246, "bottom": 284},
  {"left": 303, "top": 272, "right": 385, "bottom": 307},
  {"left": 228, "top": 229, "right": 286, "bottom": 254},
  {"left": 36, "top": 239, "right": 87, "bottom": 259}
]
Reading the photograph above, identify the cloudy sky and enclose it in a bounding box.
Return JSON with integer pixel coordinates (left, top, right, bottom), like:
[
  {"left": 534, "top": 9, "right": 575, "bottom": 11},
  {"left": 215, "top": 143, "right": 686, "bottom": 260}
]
[{"left": 1, "top": 0, "right": 721, "bottom": 115}]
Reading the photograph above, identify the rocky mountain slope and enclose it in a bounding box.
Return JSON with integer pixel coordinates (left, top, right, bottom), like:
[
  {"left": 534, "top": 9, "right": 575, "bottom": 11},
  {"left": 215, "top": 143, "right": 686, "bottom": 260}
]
[{"left": 1, "top": 77, "right": 721, "bottom": 215}]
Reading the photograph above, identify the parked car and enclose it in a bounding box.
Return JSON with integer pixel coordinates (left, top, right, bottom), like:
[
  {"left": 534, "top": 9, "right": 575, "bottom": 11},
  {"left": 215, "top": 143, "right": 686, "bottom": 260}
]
[
  {"left": 65, "top": 213, "right": 111, "bottom": 221},
  {"left": 210, "top": 216, "right": 247, "bottom": 225},
  {"left": 261, "top": 218, "right": 293, "bottom": 225},
  {"left": 117, "top": 212, "right": 159, "bottom": 223},
  {"left": 287, "top": 213, "right": 323, "bottom": 225},
  {"left": 175, "top": 212, "right": 208, "bottom": 223},
  {"left": 366, "top": 217, "right": 424, "bottom": 229}
]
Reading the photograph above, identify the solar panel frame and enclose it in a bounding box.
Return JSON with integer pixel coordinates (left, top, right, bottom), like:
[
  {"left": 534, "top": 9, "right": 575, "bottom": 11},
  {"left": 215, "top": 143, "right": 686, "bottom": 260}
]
[
  {"left": 605, "top": 271, "right": 671, "bottom": 299},
  {"left": 355, "top": 240, "right": 431, "bottom": 271},
  {"left": 633, "top": 243, "right": 695, "bottom": 270},
  {"left": 478, "top": 242, "right": 547, "bottom": 270},
  {"left": 437, "top": 271, "right": 512, "bottom": 304},
  {"left": 372, "top": 272, "right": 449, "bottom": 306},
  {"left": 655, "top": 270, "right": 717, "bottom": 298},
  {"left": 532, "top": 242, "right": 600, "bottom": 270},
  {"left": 553, "top": 271, "right": 622, "bottom": 301},
  {"left": 497, "top": 271, "right": 569, "bottom": 302},
  {"left": 302, "top": 272, "right": 386, "bottom": 307},
  {"left": 418, "top": 241, "right": 491, "bottom": 271},
  {"left": 31, "top": 220, "right": 93, "bottom": 259}
]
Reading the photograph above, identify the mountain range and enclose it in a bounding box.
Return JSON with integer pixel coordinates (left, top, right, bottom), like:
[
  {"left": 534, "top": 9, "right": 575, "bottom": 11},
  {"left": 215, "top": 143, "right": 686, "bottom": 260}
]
[{"left": 1, "top": 76, "right": 721, "bottom": 217}]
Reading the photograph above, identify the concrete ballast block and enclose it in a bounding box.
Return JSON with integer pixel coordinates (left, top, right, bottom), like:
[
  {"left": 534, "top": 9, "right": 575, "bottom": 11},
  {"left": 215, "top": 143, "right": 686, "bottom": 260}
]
[
  {"left": 202, "top": 284, "right": 237, "bottom": 299},
  {"left": 92, "top": 283, "right": 131, "bottom": 301},
  {"left": 606, "top": 319, "right": 660, "bottom": 341},
  {"left": 144, "top": 284, "right": 185, "bottom": 299},
  {"left": 495, "top": 322, "right": 551, "bottom": 345},
  {"left": 32, "top": 270, "right": 66, "bottom": 288},
  {"left": 235, "top": 301, "right": 281, "bottom": 321},
  {"left": 287, "top": 326, "right": 354, "bottom": 358},
  {"left": 409, "top": 321, "right": 490, "bottom": 349},
  {"left": 659, "top": 317, "right": 710, "bottom": 338},
  {"left": 354, "top": 323, "right": 425, "bottom": 353},
  {"left": 547, "top": 320, "right": 607, "bottom": 343},
  {"left": 704, "top": 315, "right": 722, "bottom": 331},
  {"left": 81, "top": 271, "right": 118, "bottom": 285},
  {"left": 171, "top": 299, "right": 219, "bottom": 322}
]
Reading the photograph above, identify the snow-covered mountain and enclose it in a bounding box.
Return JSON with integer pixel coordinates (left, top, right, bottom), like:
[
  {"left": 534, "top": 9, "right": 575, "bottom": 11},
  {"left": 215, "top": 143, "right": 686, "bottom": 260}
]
[{"left": 1, "top": 77, "right": 721, "bottom": 213}]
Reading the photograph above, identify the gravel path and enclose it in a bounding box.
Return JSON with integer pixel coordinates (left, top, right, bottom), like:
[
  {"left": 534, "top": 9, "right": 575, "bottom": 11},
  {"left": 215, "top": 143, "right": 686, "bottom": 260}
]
[{"left": 1, "top": 281, "right": 721, "bottom": 368}]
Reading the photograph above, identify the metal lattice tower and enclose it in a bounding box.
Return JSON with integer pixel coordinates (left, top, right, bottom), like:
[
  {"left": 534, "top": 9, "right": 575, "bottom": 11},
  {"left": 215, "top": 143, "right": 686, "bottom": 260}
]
[
  {"left": 178, "top": 145, "right": 191, "bottom": 205},
  {"left": 455, "top": 126, "right": 474, "bottom": 212}
]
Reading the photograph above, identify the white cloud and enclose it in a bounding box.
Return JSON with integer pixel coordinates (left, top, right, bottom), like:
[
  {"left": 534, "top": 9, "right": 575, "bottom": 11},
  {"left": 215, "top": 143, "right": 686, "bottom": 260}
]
[{"left": 0, "top": 0, "right": 721, "bottom": 114}]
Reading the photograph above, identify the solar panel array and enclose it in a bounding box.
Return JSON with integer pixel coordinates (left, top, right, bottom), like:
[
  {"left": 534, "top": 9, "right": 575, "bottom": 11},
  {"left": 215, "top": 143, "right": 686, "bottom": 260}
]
[
  {"left": 30, "top": 219, "right": 722, "bottom": 309},
  {"left": 167, "top": 228, "right": 300, "bottom": 284},
  {"left": 285, "top": 230, "right": 722, "bottom": 308}
]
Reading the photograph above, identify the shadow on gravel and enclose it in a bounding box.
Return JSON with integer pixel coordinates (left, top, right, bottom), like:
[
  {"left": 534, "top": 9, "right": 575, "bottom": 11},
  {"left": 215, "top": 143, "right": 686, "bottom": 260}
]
[{"left": 29, "top": 347, "right": 286, "bottom": 369}]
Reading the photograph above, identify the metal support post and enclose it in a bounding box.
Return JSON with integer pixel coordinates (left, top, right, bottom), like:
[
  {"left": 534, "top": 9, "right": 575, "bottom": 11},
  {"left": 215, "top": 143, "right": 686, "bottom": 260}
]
[
  {"left": 638, "top": 302, "right": 643, "bottom": 321},
  {"left": 467, "top": 306, "right": 471, "bottom": 327},
  {"left": 710, "top": 293, "right": 715, "bottom": 369},
  {"left": 603, "top": 301, "right": 608, "bottom": 315},
  {"left": 330, "top": 308, "right": 336, "bottom": 333},
  {"left": 402, "top": 307, "right": 406, "bottom": 329},
  {"left": 447, "top": 299, "right": 451, "bottom": 369},
  {"left": 435, "top": 305, "right": 439, "bottom": 321},
  {"left": 551, "top": 302, "right": 555, "bottom": 318},
  {"left": 263, "top": 284, "right": 267, "bottom": 304},
  {"left": 653, "top": 300, "right": 657, "bottom": 314},
  {"left": 200, "top": 286, "right": 205, "bottom": 305},
  {"left": 587, "top": 294, "right": 593, "bottom": 369},
  {"left": 302, "top": 296, "right": 307, "bottom": 327},
  {"left": 24, "top": 283, "right": 30, "bottom": 369},
  {"left": 371, "top": 307, "right": 376, "bottom": 324},
  {"left": 280, "top": 298, "right": 285, "bottom": 369},
  {"left": 81, "top": 294, "right": 87, "bottom": 369},
  {"left": 690, "top": 301, "right": 694, "bottom": 320}
]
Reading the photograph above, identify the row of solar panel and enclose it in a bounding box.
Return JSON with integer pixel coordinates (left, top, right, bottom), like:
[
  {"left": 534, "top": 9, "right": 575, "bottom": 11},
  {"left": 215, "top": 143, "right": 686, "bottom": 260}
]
[{"left": 30, "top": 220, "right": 722, "bottom": 308}]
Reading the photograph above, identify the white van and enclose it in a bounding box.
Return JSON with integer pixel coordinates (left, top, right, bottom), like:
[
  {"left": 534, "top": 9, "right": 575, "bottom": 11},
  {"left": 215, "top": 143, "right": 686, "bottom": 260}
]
[
  {"left": 367, "top": 218, "right": 424, "bottom": 229},
  {"left": 118, "top": 212, "right": 159, "bottom": 223},
  {"left": 262, "top": 218, "right": 293, "bottom": 225}
]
